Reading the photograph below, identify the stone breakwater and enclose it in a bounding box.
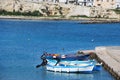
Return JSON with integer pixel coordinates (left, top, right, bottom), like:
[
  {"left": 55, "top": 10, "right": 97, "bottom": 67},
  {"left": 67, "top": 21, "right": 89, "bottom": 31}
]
[
  {"left": 78, "top": 46, "right": 120, "bottom": 80},
  {"left": 95, "top": 46, "right": 120, "bottom": 80}
]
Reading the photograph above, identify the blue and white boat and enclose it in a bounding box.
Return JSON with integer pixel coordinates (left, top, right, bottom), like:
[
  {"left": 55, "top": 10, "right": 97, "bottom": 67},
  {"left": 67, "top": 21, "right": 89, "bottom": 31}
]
[
  {"left": 93, "top": 63, "right": 102, "bottom": 71},
  {"left": 41, "top": 53, "right": 91, "bottom": 61},
  {"left": 45, "top": 59, "right": 98, "bottom": 73},
  {"left": 46, "top": 64, "right": 94, "bottom": 73}
]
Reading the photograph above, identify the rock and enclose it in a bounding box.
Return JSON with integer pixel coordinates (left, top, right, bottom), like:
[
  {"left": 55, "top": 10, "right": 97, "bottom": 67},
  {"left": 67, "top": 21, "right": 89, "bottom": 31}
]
[{"left": 0, "top": 0, "right": 119, "bottom": 20}]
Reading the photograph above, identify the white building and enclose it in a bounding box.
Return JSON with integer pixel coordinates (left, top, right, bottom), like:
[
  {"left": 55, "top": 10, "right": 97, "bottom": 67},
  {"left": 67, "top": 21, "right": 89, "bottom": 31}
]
[
  {"left": 77, "top": 0, "right": 93, "bottom": 6},
  {"left": 24, "top": 0, "right": 94, "bottom": 5},
  {"left": 22, "top": 0, "right": 120, "bottom": 8},
  {"left": 24, "top": 0, "right": 61, "bottom": 3},
  {"left": 116, "top": 0, "right": 120, "bottom": 8}
]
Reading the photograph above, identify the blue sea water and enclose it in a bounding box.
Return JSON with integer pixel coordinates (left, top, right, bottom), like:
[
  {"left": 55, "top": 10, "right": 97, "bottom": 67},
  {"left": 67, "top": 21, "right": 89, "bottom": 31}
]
[{"left": 0, "top": 19, "right": 120, "bottom": 80}]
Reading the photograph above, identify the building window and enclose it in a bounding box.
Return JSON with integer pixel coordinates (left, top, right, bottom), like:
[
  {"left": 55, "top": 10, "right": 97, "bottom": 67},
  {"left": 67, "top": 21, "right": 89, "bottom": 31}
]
[
  {"left": 97, "top": 0, "right": 99, "bottom": 2},
  {"left": 97, "top": 4, "right": 101, "bottom": 6}
]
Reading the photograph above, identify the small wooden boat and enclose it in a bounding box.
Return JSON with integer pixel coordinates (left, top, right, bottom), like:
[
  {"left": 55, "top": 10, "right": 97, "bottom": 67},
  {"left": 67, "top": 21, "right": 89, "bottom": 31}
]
[
  {"left": 47, "top": 59, "right": 95, "bottom": 66},
  {"left": 46, "top": 59, "right": 95, "bottom": 73},
  {"left": 41, "top": 52, "right": 91, "bottom": 61},
  {"left": 46, "top": 60, "right": 94, "bottom": 73}
]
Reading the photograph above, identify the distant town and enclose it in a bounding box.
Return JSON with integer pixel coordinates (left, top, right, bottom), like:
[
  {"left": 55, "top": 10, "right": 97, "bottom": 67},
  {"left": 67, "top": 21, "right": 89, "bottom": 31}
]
[
  {"left": 0, "top": 0, "right": 120, "bottom": 20},
  {"left": 24, "top": 0, "right": 120, "bottom": 9}
]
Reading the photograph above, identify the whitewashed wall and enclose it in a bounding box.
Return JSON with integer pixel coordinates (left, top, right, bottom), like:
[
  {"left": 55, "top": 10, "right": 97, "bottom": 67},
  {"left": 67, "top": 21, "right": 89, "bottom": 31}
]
[{"left": 116, "top": 0, "right": 120, "bottom": 8}]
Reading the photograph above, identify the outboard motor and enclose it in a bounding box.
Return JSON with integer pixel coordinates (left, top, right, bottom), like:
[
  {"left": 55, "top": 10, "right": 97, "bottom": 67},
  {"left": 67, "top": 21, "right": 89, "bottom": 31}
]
[
  {"left": 41, "top": 52, "right": 47, "bottom": 59},
  {"left": 36, "top": 58, "right": 48, "bottom": 68},
  {"left": 36, "top": 52, "right": 48, "bottom": 68}
]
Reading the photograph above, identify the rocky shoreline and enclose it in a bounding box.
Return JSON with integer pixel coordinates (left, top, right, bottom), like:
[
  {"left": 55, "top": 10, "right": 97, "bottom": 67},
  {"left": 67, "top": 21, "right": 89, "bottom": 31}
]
[
  {"left": 80, "top": 20, "right": 120, "bottom": 24},
  {"left": 0, "top": 15, "right": 93, "bottom": 21},
  {"left": 0, "top": 0, "right": 120, "bottom": 21},
  {"left": 0, "top": 15, "right": 120, "bottom": 24}
]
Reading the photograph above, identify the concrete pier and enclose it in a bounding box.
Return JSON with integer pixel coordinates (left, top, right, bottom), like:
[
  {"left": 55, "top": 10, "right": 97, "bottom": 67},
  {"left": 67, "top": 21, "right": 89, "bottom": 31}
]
[{"left": 95, "top": 46, "right": 120, "bottom": 80}]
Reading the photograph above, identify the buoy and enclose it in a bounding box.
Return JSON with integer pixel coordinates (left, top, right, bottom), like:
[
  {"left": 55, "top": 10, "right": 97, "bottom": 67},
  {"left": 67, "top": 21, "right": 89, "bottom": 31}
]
[
  {"left": 28, "top": 38, "right": 30, "bottom": 40},
  {"left": 91, "top": 39, "right": 94, "bottom": 42}
]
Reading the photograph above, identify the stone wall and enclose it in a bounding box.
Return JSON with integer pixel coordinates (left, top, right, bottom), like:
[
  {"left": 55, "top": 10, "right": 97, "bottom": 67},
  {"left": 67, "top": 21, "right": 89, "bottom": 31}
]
[
  {"left": 95, "top": 46, "right": 120, "bottom": 80},
  {"left": 66, "top": 6, "right": 91, "bottom": 17}
]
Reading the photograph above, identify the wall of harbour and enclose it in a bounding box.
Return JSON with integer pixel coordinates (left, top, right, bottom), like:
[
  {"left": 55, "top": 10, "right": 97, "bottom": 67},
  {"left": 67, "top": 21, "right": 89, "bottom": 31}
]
[{"left": 80, "top": 47, "right": 120, "bottom": 80}]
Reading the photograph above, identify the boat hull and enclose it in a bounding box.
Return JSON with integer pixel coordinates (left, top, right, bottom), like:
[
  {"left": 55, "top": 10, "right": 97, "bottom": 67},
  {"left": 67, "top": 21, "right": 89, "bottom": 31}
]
[
  {"left": 46, "top": 65, "right": 94, "bottom": 73},
  {"left": 46, "top": 59, "right": 95, "bottom": 73},
  {"left": 45, "top": 59, "right": 102, "bottom": 73}
]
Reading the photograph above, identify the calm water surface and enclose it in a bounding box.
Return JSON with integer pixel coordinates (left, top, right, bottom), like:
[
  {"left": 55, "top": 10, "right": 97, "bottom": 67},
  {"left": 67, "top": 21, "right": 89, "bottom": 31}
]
[{"left": 0, "top": 20, "right": 120, "bottom": 80}]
